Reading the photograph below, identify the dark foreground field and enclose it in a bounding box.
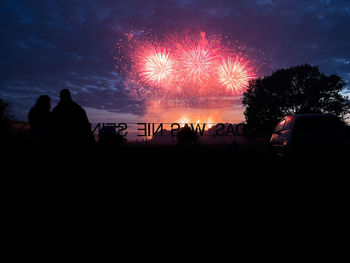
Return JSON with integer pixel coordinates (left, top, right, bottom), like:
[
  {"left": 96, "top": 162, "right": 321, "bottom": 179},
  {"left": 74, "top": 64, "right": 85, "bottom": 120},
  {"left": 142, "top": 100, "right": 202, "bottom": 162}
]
[
  {"left": 2, "top": 135, "right": 348, "bottom": 174},
  {"left": 2, "top": 135, "right": 348, "bottom": 235}
]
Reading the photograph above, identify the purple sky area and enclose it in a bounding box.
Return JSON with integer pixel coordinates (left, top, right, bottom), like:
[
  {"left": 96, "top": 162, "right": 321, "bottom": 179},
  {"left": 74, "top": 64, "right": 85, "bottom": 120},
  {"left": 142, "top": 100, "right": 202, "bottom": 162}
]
[{"left": 1, "top": 0, "right": 349, "bottom": 122}]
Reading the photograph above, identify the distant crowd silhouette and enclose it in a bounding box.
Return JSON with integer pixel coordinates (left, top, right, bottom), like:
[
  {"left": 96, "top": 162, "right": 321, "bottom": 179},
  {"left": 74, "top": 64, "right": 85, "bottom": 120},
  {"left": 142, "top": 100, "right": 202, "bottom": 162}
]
[{"left": 28, "top": 89, "right": 94, "bottom": 151}]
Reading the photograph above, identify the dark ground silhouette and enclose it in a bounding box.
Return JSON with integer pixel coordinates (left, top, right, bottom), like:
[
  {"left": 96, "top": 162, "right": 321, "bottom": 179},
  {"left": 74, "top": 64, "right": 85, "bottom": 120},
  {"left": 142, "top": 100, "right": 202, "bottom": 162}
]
[
  {"left": 1, "top": 87, "right": 349, "bottom": 177},
  {"left": 1, "top": 115, "right": 349, "bottom": 230},
  {"left": 2, "top": 127, "right": 348, "bottom": 174}
]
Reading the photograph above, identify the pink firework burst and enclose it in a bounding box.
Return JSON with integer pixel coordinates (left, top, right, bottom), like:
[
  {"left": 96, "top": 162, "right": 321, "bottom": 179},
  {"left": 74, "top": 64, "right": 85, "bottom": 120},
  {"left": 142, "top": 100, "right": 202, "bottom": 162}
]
[
  {"left": 217, "top": 57, "right": 255, "bottom": 94},
  {"left": 140, "top": 49, "right": 176, "bottom": 85},
  {"left": 180, "top": 45, "right": 216, "bottom": 82},
  {"left": 116, "top": 30, "right": 258, "bottom": 99},
  {"left": 176, "top": 32, "right": 219, "bottom": 83}
]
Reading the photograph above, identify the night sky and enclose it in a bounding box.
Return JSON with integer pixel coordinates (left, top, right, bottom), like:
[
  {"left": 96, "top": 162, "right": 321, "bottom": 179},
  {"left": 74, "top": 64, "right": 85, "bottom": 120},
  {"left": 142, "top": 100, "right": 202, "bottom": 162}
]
[{"left": 1, "top": 0, "right": 350, "bottom": 122}]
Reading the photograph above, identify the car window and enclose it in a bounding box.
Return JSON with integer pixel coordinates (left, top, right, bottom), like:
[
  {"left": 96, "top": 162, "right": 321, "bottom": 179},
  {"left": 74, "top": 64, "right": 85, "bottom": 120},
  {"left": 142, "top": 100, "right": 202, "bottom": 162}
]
[
  {"left": 275, "top": 119, "right": 286, "bottom": 132},
  {"left": 282, "top": 117, "right": 292, "bottom": 130}
]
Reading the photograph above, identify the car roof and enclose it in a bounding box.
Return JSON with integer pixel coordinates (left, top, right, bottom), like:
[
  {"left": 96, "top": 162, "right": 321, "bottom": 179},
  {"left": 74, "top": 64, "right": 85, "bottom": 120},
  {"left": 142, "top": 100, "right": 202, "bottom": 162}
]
[{"left": 293, "top": 113, "right": 337, "bottom": 118}]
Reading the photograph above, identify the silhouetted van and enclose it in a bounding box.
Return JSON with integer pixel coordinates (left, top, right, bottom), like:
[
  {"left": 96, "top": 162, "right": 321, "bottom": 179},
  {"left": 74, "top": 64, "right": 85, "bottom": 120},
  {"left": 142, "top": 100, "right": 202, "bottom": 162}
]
[{"left": 270, "top": 114, "right": 348, "bottom": 158}]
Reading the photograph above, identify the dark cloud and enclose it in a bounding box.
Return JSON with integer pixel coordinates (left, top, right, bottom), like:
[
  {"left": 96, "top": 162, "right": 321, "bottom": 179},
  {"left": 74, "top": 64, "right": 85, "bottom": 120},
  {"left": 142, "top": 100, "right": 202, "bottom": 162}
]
[{"left": 1, "top": 0, "right": 349, "bottom": 120}]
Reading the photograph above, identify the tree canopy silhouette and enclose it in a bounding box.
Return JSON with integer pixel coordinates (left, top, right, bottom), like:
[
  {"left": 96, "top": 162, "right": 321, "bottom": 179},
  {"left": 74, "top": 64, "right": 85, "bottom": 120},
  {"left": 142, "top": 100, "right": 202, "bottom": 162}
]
[{"left": 242, "top": 64, "right": 350, "bottom": 137}]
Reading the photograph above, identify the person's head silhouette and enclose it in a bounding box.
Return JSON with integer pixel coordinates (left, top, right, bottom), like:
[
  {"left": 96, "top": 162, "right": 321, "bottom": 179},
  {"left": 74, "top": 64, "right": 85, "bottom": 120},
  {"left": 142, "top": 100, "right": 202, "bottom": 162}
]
[
  {"left": 35, "top": 95, "right": 51, "bottom": 111},
  {"left": 60, "top": 89, "right": 71, "bottom": 101}
]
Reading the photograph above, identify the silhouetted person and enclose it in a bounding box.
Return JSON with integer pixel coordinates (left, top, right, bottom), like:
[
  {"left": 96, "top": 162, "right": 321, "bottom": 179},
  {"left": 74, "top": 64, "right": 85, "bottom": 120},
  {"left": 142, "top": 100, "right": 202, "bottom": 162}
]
[
  {"left": 52, "top": 89, "right": 93, "bottom": 150},
  {"left": 28, "top": 95, "right": 51, "bottom": 147}
]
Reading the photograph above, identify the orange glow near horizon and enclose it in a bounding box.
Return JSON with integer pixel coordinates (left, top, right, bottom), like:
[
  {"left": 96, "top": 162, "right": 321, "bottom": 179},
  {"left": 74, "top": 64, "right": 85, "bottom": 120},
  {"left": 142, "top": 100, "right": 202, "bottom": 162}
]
[{"left": 141, "top": 99, "right": 244, "bottom": 130}]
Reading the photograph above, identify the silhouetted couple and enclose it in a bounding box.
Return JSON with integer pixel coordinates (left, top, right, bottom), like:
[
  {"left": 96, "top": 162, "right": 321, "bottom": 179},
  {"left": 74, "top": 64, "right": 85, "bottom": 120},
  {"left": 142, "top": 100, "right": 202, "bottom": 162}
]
[{"left": 28, "top": 89, "right": 93, "bottom": 151}]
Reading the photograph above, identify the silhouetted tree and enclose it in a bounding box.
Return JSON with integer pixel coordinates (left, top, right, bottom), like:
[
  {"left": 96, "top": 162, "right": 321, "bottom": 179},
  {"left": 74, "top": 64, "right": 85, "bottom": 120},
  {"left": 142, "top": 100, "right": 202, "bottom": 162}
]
[
  {"left": 242, "top": 64, "right": 350, "bottom": 137},
  {"left": 0, "top": 98, "right": 12, "bottom": 137},
  {"left": 177, "top": 126, "right": 199, "bottom": 146}
]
